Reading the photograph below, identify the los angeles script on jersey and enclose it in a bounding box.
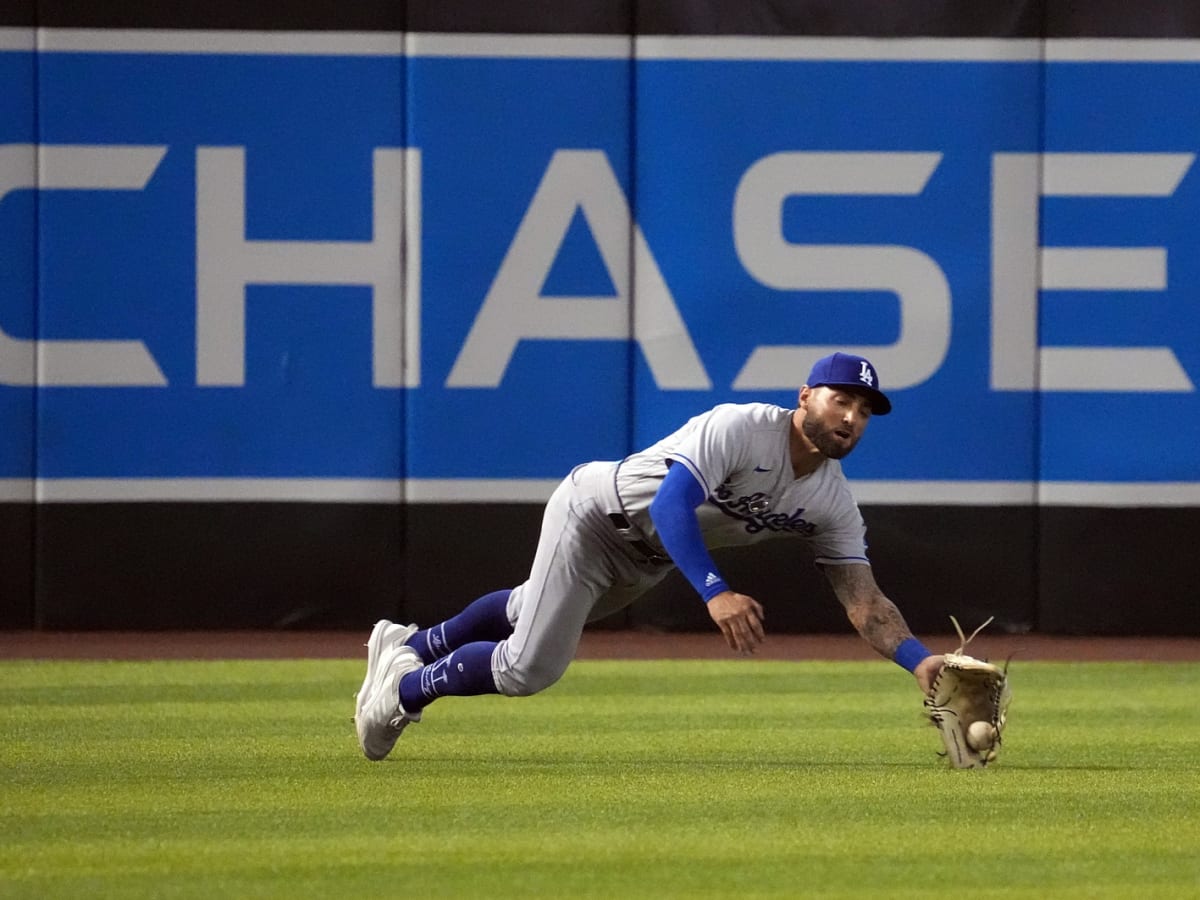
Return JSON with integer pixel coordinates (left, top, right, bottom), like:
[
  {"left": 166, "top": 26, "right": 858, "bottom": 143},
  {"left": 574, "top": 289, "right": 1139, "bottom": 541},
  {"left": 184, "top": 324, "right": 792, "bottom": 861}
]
[{"left": 712, "top": 482, "right": 817, "bottom": 536}]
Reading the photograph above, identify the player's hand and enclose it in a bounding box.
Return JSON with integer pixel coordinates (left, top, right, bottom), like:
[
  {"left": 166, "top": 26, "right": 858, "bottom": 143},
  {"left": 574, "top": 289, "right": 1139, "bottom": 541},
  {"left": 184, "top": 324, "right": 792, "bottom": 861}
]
[
  {"left": 913, "top": 654, "right": 944, "bottom": 693},
  {"left": 707, "top": 591, "right": 765, "bottom": 655}
]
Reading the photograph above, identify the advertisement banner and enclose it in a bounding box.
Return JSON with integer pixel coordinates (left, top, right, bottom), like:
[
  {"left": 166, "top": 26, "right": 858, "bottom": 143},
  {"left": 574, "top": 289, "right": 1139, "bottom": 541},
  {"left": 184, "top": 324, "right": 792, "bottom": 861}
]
[
  {"left": 0, "top": 40, "right": 34, "bottom": 489},
  {"left": 1, "top": 35, "right": 1197, "bottom": 499}
]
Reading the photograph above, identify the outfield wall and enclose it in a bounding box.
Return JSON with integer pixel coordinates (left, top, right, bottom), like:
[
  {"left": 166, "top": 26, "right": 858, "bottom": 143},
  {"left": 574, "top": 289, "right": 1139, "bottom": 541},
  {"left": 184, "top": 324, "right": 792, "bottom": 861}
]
[{"left": 1, "top": 2, "right": 1197, "bottom": 635}]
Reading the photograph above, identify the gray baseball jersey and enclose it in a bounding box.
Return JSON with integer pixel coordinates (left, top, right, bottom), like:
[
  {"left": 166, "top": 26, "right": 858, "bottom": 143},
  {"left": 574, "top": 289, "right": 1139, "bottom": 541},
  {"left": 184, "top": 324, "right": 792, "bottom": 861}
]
[{"left": 615, "top": 402, "right": 870, "bottom": 565}]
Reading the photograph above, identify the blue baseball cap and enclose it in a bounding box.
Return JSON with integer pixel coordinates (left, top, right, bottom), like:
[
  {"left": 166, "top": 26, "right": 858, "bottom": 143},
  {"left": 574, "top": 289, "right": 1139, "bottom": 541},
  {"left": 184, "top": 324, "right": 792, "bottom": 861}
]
[{"left": 805, "top": 352, "right": 892, "bottom": 415}]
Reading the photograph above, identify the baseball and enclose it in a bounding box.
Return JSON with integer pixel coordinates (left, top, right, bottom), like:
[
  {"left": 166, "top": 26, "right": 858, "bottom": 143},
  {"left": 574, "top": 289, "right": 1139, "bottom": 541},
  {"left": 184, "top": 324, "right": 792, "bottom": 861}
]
[{"left": 966, "top": 720, "right": 997, "bottom": 751}]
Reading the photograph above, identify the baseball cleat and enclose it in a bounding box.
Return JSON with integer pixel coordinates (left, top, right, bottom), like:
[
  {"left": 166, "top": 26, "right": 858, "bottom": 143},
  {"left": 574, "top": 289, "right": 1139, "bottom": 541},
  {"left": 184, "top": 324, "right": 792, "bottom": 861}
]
[
  {"left": 354, "top": 619, "right": 418, "bottom": 702},
  {"left": 354, "top": 643, "right": 424, "bottom": 761}
]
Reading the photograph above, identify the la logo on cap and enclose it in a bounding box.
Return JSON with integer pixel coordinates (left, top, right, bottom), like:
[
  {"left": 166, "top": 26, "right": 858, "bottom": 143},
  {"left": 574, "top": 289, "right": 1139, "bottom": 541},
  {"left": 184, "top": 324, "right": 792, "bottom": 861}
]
[{"left": 858, "top": 360, "right": 875, "bottom": 387}]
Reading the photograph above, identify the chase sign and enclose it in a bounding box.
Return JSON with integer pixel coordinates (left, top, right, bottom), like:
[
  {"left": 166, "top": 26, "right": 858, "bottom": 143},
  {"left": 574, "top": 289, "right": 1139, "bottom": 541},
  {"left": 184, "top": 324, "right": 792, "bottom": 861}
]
[{"left": 1, "top": 32, "right": 1197, "bottom": 502}]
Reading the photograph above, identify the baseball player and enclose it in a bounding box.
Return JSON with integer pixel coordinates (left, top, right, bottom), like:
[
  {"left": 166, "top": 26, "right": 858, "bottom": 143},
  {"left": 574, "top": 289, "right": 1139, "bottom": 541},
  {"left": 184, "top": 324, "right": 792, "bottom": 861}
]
[{"left": 355, "top": 352, "right": 945, "bottom": 761}]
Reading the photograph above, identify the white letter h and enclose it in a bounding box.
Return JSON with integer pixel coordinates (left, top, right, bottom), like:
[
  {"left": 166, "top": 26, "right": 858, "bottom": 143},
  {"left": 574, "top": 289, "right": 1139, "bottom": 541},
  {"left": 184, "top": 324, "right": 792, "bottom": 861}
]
[{"left": 195, "top": 146, "right": 416, "bottom": 387}]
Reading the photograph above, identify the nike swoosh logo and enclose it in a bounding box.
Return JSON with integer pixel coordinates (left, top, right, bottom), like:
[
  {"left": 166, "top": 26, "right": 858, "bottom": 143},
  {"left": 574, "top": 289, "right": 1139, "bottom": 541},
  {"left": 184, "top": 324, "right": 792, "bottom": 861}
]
[{"left": 754, "top": 466, "right": 772, "bottom": 472}]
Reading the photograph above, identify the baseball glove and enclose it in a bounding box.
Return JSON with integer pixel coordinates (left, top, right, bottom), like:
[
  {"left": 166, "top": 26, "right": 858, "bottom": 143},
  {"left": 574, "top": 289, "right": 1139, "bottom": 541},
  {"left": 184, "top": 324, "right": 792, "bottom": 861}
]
[{"left": 924, "top": 616, "right": 1012, "bottom": 769}]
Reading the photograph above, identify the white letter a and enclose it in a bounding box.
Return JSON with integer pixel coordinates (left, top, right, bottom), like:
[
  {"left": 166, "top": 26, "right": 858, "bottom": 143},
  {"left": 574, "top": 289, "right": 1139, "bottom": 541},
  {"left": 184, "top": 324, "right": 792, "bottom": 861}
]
[{"left": 446, "top": 150, "right": 709, "bottom": 389}]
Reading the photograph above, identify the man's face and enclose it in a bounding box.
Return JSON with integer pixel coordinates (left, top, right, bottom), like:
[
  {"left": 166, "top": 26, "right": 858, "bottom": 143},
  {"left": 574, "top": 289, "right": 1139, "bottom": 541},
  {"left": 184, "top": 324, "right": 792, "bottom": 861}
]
[{"left": 800, "top": 386, "right": 874, "bottom": 459}]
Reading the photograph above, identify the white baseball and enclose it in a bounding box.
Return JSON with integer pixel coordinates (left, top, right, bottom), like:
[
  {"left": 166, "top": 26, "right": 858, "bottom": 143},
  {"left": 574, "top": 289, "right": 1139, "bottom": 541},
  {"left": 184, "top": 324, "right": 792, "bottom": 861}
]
[{"left": 966, "top": 720, "right": 997, "bottom": 751}]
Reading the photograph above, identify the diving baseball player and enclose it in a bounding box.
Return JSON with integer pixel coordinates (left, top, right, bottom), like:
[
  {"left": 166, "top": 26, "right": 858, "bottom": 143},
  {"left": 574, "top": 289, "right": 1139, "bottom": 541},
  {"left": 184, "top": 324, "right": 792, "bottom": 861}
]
[{"left": 355, "top": 352, "right": 944, "bottom": 761}]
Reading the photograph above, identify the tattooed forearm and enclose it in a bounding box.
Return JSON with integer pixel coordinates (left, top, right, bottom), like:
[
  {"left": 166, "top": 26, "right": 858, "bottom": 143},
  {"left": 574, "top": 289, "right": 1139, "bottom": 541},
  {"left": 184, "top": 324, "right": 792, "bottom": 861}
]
[
  {"left": 823, "top": 564, "right": 915, "bottom": 659},
  {"left": 846, "top": 595, "right": 912, "bottom": 658}
]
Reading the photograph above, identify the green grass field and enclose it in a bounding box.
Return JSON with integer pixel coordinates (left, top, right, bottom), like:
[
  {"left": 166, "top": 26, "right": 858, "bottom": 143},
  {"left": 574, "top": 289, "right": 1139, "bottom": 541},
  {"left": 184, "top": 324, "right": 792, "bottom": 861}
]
[{"left": 2, "top": 657, "right": 1197, "bottom": 898}]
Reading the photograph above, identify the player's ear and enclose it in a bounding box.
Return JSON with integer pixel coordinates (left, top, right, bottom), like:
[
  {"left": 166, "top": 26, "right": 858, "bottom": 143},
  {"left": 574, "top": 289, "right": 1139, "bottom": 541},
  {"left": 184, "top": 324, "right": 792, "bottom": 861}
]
[{"left": 798, "top": 385, "right": 811, "bottom": 408}]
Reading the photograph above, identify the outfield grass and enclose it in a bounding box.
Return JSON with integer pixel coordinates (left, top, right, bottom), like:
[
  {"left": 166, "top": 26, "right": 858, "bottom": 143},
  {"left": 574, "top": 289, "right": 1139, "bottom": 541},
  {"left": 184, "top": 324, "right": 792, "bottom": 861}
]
[{"left": 1, "top": 658, "right": 1197, "bottom": 898}]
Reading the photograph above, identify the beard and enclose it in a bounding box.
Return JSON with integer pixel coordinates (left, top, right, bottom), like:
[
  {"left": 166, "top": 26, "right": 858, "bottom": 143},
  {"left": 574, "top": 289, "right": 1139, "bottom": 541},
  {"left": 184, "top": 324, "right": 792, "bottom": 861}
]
[{"left": 802, "top": 416, "right": 859, "bottom": 459}]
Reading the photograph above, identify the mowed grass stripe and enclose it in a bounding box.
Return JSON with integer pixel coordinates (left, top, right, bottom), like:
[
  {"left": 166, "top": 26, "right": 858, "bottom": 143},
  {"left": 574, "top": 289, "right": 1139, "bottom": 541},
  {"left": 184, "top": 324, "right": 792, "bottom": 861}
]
[{"left": 2, "top": 660, "right": 1197, "bottom": 898}]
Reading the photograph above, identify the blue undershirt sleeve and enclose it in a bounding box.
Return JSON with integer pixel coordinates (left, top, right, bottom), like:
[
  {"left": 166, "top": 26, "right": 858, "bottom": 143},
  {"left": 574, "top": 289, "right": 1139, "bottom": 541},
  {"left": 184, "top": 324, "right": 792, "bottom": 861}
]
[{"left": 649, "top": 463, "right": 730, "bottom": 603}]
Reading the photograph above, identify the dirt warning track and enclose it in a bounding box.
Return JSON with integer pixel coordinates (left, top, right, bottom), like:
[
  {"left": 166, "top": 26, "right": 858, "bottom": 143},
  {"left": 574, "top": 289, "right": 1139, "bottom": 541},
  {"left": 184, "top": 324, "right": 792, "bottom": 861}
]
[{"left": 2, "top": 630, "right": 1197, "bottom": 662}]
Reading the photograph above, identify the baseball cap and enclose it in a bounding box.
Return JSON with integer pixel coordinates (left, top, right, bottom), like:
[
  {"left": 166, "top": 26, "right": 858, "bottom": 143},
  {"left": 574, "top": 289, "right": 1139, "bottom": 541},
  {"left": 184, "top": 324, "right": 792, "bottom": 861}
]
[{"left": 805, "top": 352, "right": 892, "bottom": 415}]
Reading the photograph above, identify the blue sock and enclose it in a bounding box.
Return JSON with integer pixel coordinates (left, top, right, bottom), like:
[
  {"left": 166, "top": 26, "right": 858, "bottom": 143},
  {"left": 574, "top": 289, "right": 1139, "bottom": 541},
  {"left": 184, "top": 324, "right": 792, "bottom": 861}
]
[
  {"left": 406, "top": 589, "right": 513, "bottom": 664},
  {"left": 399, "top": 641, "right": 500, "bottom": 713}
]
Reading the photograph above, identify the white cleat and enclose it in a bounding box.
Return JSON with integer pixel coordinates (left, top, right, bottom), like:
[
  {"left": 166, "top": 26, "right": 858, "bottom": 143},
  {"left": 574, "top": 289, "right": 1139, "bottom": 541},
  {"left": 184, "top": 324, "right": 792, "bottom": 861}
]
[
  {"left": 354, "top": 643, "right": 424, "bottom": 761},
  {"left": 355, "top": 619, "right": 419, "bottom": 705}
]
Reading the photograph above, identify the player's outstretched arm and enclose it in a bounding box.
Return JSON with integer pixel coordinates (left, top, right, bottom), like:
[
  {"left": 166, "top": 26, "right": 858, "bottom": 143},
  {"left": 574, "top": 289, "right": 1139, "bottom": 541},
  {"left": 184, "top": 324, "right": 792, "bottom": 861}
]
[
  {"left": 650, "top": 463, "right": 767, "bottom": 654},
  {"left": 822, "top": 563, "right": 938, "bottom": 683}
]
